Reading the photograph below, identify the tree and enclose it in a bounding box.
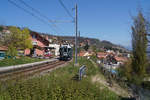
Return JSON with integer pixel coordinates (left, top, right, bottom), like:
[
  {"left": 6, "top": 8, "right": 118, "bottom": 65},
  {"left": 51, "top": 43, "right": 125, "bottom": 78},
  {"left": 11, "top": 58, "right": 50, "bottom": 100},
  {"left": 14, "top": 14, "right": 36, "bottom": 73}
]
[
  {"left": 84, "top": 42, "right": 89, "bottom": 51},
  {"left": 0, "top": 26, "right": 32, "bottom": 57},
  {"left": 6, "top": 44, "right": 18, "bottom": 58},
  {"left": 0, "top": 26, "right": 33, "bottom": 57},
  {"left": 0, "top": 26, "right": 3, "bottom": 31},
  {"left": 92, "top": 45, "right": 97, "bottom": 53},
  {"left": 130, "top": 11, "right": 148, "bottom": 85},
  {"left": 21, "top": 28, "right": 33, "bottom": 50},
  {"left": 0, "top": 27, "right": 12, "bottom": 46},
  {"left": 91, "top": 45, "right": 100, "bottom": 56},
  {"left": 8, "top": 26, "right": 32, "bottom": 51}
]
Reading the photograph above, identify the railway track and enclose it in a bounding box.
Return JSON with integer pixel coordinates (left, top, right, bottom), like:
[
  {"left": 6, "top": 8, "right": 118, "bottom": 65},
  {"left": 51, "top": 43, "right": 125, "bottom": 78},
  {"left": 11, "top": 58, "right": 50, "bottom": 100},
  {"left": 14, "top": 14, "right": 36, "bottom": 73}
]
[{"left": 0, "top": 60, "right": 67, "bottom": 81}]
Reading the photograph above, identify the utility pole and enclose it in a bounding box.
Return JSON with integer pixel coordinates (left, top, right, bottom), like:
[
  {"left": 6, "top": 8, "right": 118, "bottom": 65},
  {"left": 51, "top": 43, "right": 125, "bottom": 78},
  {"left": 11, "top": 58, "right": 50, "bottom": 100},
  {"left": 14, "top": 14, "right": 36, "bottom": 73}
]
[
  {"left": 75, "top": 4, "right": 78, "bottom": 65},
  {"left": 78, "top": 31, "right": 80, "bottom": 53}
]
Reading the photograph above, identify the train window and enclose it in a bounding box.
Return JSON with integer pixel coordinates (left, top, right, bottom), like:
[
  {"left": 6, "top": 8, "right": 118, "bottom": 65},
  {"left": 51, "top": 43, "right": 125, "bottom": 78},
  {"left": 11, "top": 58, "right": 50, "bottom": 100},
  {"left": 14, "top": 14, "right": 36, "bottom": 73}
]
[
  {"left": 64, "top": 47, "right": 67, "bottom": 52},
  {"left": 59, "top": 48, "right": 62, "bottom": 51},
  {"left": 68, "top": 48, "right": 71, "bottom": 52}
]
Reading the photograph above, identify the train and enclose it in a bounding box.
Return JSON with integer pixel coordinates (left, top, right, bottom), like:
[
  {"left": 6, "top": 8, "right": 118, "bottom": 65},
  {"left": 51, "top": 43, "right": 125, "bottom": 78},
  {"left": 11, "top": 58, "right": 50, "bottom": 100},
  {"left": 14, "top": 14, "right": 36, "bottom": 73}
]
[{"left": 59, "top": 44, "right": 73, "bottom": 61}]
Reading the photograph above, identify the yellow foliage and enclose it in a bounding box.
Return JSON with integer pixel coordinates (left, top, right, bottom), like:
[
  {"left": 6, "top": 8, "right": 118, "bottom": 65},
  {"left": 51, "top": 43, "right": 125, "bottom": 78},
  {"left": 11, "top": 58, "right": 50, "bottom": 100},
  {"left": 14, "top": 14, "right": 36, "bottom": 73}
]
[{"left": 8, "top": 26, "right": 33, "bottom": 50}]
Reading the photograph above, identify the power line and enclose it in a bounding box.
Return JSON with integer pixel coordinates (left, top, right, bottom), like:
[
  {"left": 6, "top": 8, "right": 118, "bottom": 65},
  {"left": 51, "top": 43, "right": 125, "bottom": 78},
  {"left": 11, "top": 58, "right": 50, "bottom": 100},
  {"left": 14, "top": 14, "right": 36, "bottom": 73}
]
[
  {"left": 19, "top": 0, "right": 74, "bottom": 24},
  {"left": 49, "top": 20, "right": 74, "bottom": 23},
  {"left": 18, "top": 0, "right": 58, "bottom": 28},
  {"left": 58, "top": 0, "right": 74, "bottom": 20},
  {"left": 7, "top": 0, "right": 59, "bottom": 34}
]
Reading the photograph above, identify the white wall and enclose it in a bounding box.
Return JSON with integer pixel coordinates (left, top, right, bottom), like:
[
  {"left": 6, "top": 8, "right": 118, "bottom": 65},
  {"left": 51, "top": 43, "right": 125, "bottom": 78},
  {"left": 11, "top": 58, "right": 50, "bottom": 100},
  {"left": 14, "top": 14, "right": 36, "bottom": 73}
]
[{"left": 49, "top": 44, "right": 60, "bottom": 56}]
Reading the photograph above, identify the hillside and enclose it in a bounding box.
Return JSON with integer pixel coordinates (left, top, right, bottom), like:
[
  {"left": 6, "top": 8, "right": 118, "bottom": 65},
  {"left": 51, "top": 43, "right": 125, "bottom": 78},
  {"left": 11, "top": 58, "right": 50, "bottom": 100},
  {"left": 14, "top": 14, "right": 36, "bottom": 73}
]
[
  {"left": 0, "top": 25, "right": 128, "bottom": 52},
  {"left": 44, "top": 34, "right": 129, "bottom": 52}
]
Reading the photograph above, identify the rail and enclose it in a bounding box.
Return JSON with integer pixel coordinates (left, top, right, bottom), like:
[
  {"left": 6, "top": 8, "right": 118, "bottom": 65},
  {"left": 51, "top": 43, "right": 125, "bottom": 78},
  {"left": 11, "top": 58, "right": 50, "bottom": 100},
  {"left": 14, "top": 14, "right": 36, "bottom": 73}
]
[
  {"left": 0, "top": 59, "right": 67, "bottom": 81},
  {"left": 0, "top": 58, "right": 58, "bottom": 74}
]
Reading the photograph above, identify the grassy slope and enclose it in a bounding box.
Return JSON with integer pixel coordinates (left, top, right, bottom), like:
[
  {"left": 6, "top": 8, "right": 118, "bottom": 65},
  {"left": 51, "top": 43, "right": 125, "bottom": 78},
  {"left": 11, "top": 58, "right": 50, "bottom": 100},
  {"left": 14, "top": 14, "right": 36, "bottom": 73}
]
[
  {"left": 0, "top": 57, "right": 44, "bottom": 67},
  {"left": 0, "top": 57, "right": 120, "bottom": 100},
  {"left": 90, "top": 56, "right": 130, "bottom": 97}
]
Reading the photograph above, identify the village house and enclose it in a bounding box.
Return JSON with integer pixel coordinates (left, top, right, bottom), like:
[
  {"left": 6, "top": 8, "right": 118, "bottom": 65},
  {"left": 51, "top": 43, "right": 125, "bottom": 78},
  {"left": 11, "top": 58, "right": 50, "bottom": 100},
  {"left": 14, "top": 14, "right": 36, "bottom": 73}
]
[
  {"left": 48, "top": 44, "right": 60, "bottom": 56},
  {"left": 78, "top": 51, "right": 94, "bottom": 57},
  {"left": 79, "top": 42, "right": 85, "bottom": 47},
  {"left": 114, "top": 56, "right": 128, "bottom": 65},
  {"left": 97, "top": 51, "right": 128, "bottom": 66},
  {"left": 42, "top": 35, "right": 60, "bottom": 56},
  {"left": 78, "top": 51, "right": 87, "bottom": 57},
  {"left": 24, "top": 32, "right": 50, "bottom": 56},
  {"left": 97, "top": 52, "right": 108, "bottom": 59}
]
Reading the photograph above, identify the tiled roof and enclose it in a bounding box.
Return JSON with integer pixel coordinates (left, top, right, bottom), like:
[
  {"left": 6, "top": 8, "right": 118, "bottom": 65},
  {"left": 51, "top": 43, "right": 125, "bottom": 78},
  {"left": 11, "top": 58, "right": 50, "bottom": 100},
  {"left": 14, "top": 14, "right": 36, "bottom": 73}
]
[
  {"left": 115, "top": 56, "right": 128, "bottom": 62},
  {"left": 97, "top": 52, "right": 107, "bottom": 58},
  {"left": 79, "top": 51, "right": 87, "bottom": 56},
  {"left": 0, "top": 46, "right": 8, "bottom": 51},
  {"left": 79, "top": 51, "right": 93, "bottom": 56}
]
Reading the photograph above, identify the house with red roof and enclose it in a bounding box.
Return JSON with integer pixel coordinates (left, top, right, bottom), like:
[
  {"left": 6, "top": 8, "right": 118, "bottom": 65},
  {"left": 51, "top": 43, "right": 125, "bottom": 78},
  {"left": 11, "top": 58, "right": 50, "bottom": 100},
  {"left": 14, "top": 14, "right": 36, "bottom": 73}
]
[
  {"left": 114, "top": 56, "right": 128, "bottom": 64},
  {"left": 97, "top": 51, "right": 128, "bottom": 65},
  {"left": 78, "top": 51, "right": 94, "bottom": 57},
  {"left": 24, "top": 32, "right": 50, "bottom": 56},
  {"left": 97, "top": 52, "right": 108, "bottom": 59}
]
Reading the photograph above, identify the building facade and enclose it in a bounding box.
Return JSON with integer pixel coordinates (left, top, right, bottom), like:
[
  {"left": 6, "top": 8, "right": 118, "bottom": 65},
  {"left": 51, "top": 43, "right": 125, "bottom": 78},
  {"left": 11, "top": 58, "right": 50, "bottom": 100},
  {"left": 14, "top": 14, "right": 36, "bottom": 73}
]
[{"left": 24, "top": 32, "right": 49, "bottom": 56}]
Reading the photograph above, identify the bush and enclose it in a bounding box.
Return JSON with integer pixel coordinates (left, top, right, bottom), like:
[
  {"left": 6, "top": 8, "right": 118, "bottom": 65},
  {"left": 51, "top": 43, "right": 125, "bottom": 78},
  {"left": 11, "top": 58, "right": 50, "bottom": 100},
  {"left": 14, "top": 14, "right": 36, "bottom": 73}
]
[{"left": 6, "top": 45, "right": 18, "bottom": 58}]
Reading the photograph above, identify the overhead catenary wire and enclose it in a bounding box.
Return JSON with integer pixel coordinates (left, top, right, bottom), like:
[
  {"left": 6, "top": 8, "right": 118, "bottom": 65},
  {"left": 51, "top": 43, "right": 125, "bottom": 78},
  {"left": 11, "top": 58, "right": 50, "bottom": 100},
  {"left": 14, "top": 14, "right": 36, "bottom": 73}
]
[
  {"left": 18, "top": 0, "right": 59, "bottom": 28},
  {"left": 19, "top": 0, "right": 74, "bottom": 24},
  {"left": 7, "top": 0, "right": 59, "bottom": 34},
  {"left": 58, "top": 0, "right": 74, "bottom": 20},
  {"left": 48, "top": 20, "right": 74, "bottom": 23}
]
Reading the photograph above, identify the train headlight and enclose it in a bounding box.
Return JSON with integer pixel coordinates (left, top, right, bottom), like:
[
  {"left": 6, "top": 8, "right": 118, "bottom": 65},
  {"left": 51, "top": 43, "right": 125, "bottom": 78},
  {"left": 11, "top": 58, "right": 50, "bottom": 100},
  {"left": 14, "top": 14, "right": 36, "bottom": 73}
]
[{"left": 63, "top": 53, "right": 67, "bottom": 56}]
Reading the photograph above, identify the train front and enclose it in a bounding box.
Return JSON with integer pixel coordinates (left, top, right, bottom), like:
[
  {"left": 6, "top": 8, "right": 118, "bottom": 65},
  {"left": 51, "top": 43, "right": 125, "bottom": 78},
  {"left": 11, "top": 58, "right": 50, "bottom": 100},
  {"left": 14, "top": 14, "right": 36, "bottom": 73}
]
[{"left": 59, "top": 44, "right": 72, "bottom": 61}]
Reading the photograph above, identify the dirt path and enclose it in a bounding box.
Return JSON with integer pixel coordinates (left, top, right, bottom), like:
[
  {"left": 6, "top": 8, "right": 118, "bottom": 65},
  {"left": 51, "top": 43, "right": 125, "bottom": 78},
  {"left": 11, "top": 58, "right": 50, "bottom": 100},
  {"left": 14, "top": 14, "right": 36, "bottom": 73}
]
[
  {"left": 92, "top": 74, "right": 130, "bottom": 97},
  {"left": 90, "top": 59, "right": 131, "bottom": 97}
]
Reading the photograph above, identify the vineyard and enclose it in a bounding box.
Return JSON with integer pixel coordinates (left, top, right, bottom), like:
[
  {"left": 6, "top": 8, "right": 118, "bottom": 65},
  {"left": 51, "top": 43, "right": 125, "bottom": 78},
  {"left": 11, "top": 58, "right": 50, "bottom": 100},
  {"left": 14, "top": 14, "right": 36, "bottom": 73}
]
[{"left": 0, "top": 57, "right": 120, "bottom": 100}]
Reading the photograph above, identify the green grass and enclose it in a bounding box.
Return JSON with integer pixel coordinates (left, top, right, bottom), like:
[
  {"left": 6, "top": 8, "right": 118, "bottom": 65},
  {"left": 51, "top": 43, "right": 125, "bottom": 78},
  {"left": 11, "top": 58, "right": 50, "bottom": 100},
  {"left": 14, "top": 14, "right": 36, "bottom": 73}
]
[
  {"left": 90, "top": 55, "right": 97, "bottom": 62},
  {"left": 0, "top": 57, "right": 44, "bottom": 67},
  {"left": 0, "top": 57, "right": 121, "bottom": 100}
]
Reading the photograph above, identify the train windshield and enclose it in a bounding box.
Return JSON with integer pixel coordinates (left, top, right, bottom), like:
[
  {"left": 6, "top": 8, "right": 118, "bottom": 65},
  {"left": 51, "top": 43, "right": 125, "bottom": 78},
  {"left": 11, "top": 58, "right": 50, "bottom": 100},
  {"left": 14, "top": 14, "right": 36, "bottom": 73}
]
[
  {"left": 64, "top": 47, "right": 67, "bottom": 52},
  {"left": 68, "top": 48, "right": 71, "bottom": 52}
]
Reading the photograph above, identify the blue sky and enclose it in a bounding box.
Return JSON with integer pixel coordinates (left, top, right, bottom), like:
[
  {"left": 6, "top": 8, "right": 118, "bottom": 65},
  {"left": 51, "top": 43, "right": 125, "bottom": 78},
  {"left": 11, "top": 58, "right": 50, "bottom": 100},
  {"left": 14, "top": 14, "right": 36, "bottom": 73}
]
[{"left": 0, "top": 0, "right": 150, "bottom": 48}]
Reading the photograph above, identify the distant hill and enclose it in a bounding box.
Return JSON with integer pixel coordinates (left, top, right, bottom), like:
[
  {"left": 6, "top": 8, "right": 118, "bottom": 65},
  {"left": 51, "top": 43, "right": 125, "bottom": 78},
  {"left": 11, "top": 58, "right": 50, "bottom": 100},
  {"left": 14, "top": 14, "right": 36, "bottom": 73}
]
[
  {"left": 0, "top": 25, "right": 129, "bottom": 52},
  {"left": 42, "top": 34, "right": 129, "bottom": 53}
]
